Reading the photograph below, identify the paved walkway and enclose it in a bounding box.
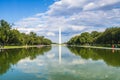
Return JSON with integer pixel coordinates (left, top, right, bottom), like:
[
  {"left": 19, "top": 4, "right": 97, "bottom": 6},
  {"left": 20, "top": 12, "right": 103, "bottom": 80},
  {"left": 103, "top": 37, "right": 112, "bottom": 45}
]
[{"left": 69, "top": 45, "right": 120, "bottom": 50}]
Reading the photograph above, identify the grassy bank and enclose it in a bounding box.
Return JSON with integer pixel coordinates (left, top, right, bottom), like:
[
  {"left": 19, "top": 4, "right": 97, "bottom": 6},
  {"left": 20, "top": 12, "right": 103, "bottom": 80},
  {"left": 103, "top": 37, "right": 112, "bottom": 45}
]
[{"left": 0, "top": 45, "right": 48, "bottom": 49}]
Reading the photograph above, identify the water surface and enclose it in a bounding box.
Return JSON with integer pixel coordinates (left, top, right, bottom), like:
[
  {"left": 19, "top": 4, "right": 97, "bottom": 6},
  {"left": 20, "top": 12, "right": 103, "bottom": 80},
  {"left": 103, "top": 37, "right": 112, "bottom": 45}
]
[{"left": 0, "top": 46, "right": 120, "bottom": 80}]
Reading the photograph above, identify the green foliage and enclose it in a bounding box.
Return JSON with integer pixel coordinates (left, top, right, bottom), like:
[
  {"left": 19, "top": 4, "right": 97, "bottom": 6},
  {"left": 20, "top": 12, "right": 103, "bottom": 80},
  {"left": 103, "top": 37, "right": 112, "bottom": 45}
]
[
  {"left": 67, "top": 35, "right": 80, "bottom": 45},
  {"left": 67, "top": 27, "right": 120, "bottom": 45},
  {"left": 67, "top": 32, "right": 94, "bottom": 45},
  {"left": 0, "top": 20, "right": 11, "bottom": 45},
  {"left": 0, "top": 20, "right": 52, "bottom": 45},
  {"left": 80, "top": 32, "right": 93, "bottom": 44},
  {"left": 95, "top": 27, "right": 120, "bottom": 44}
]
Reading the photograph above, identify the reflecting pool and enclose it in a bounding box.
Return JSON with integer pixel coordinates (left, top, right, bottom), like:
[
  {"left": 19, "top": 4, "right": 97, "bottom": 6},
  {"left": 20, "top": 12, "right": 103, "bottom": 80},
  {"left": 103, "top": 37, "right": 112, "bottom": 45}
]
[{"left": 0, "top": 46, "right": 120, "bottom": 80}]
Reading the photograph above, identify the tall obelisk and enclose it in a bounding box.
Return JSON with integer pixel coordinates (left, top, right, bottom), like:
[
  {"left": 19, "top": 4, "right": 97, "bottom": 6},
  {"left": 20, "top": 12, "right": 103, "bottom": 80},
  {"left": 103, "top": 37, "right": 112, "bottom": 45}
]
[
  {"left": 59, "top": 27, "right": 62, "bottom": 63},
  {"left": 59, "top": 27, "right": 61, "bottom": 45}
]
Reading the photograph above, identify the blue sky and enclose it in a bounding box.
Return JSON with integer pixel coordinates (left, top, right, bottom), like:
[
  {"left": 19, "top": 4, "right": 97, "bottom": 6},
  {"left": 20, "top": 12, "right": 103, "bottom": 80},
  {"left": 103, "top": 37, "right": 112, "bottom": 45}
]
[
  {"left": 0, "top": 0, "right": 55, "bottom": 22},
  {"left": 0, "top": 0, "right": 120, "bottom": 43}
]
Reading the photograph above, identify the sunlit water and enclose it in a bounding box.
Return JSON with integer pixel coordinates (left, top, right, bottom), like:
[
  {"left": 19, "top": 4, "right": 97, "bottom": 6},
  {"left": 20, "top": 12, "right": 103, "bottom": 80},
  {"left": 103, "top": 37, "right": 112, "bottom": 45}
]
[{"left": 0, "top": 46, "right": 120, "bottom": 80}]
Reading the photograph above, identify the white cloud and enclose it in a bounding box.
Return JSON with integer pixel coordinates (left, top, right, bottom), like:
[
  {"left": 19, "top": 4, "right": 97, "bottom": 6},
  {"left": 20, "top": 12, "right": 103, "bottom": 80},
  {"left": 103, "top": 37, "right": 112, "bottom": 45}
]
[
  {"left": 70, "top": 25, "right": 87, "bottom": 31},
  {"left": 83, "top": 0, "right": 120, "bottom": 11},
  {"left": 46, "top": 32, "right": 56, "bottom": 36},
  {"left": 47, "top": 0, "right": 87, "bottom": 16},
  {"left": 14, "top": 0, "right": 120, "bottom": 42},
  {"left": 22, "top": 17, "right": 40, "bottom": 21},
  {"left": 83, "top": 2, "right": 96, "bottom": 11}
]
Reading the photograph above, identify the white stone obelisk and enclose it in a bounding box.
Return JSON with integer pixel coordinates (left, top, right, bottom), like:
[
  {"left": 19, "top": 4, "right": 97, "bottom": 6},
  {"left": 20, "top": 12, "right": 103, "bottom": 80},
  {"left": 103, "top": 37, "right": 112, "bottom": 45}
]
[
  {"left": 59, "top": 27, "right": 62, "bottom": 64},
  {"left": 59, "top": 27, "right": 61, "bottom": 44}
]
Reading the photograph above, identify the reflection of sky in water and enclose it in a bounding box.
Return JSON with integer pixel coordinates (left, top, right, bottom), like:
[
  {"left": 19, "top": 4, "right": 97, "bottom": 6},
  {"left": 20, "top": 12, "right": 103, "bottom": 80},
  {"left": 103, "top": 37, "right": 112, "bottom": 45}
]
[{"left": 1, "top": 46, "right": 120, "bottom": 80}]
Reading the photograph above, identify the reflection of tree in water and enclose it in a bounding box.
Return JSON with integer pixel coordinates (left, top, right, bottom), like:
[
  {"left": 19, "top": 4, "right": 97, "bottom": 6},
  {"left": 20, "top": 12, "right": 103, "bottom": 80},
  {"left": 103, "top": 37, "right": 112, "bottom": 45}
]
[
  {"left": 0, "top": 46, "right": 51, "bottom": 75},
  {"left": 68, "top": 46, "right": 120, "bottom": 67}
]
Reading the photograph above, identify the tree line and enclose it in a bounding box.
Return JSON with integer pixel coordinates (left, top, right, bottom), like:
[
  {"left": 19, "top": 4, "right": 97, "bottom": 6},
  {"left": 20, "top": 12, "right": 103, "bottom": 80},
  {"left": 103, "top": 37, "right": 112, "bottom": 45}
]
[
  {"left": 0, "top": 20, "right": 52, "bottom": 46},
  {"left": 67, "top": 27, "right": 120, "bottom": 47}
]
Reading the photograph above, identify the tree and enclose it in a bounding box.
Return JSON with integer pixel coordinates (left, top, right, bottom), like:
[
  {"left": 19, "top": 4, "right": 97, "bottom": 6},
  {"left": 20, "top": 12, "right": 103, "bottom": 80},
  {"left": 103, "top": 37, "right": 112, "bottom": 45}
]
[
  {"left": 95, "top": 27, "right": 120, "bottom": 44},
  {"left": 91, "top": 31, "right": 102, "bottom": 44},
  {"left": 67, "top": 35, "right": 80, "bottom": 45},
  {"left": 67, "top": 27, "right": 120, "bottom": 46},
  {"left": 80, "top": 32, "right": 93, "bottom": 44},
  {"left": 8, "top": 29, "right": 21, "bottom": 45},
  {"left": 29, "top": 32, "right": 37, "bottom": 45},
  {"left": 0, "top": 20, "right": 52, "bottom": 46},
  {"left": 0, "top": 20, "right": 11, "bottom": 45}
]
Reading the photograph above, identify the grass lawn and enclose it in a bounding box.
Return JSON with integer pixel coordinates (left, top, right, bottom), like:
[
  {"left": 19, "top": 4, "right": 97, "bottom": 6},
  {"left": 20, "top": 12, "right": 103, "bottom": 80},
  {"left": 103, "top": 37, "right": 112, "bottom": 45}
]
[{"left": 1, "top": 45, "right": 37, "bottom": 49}]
